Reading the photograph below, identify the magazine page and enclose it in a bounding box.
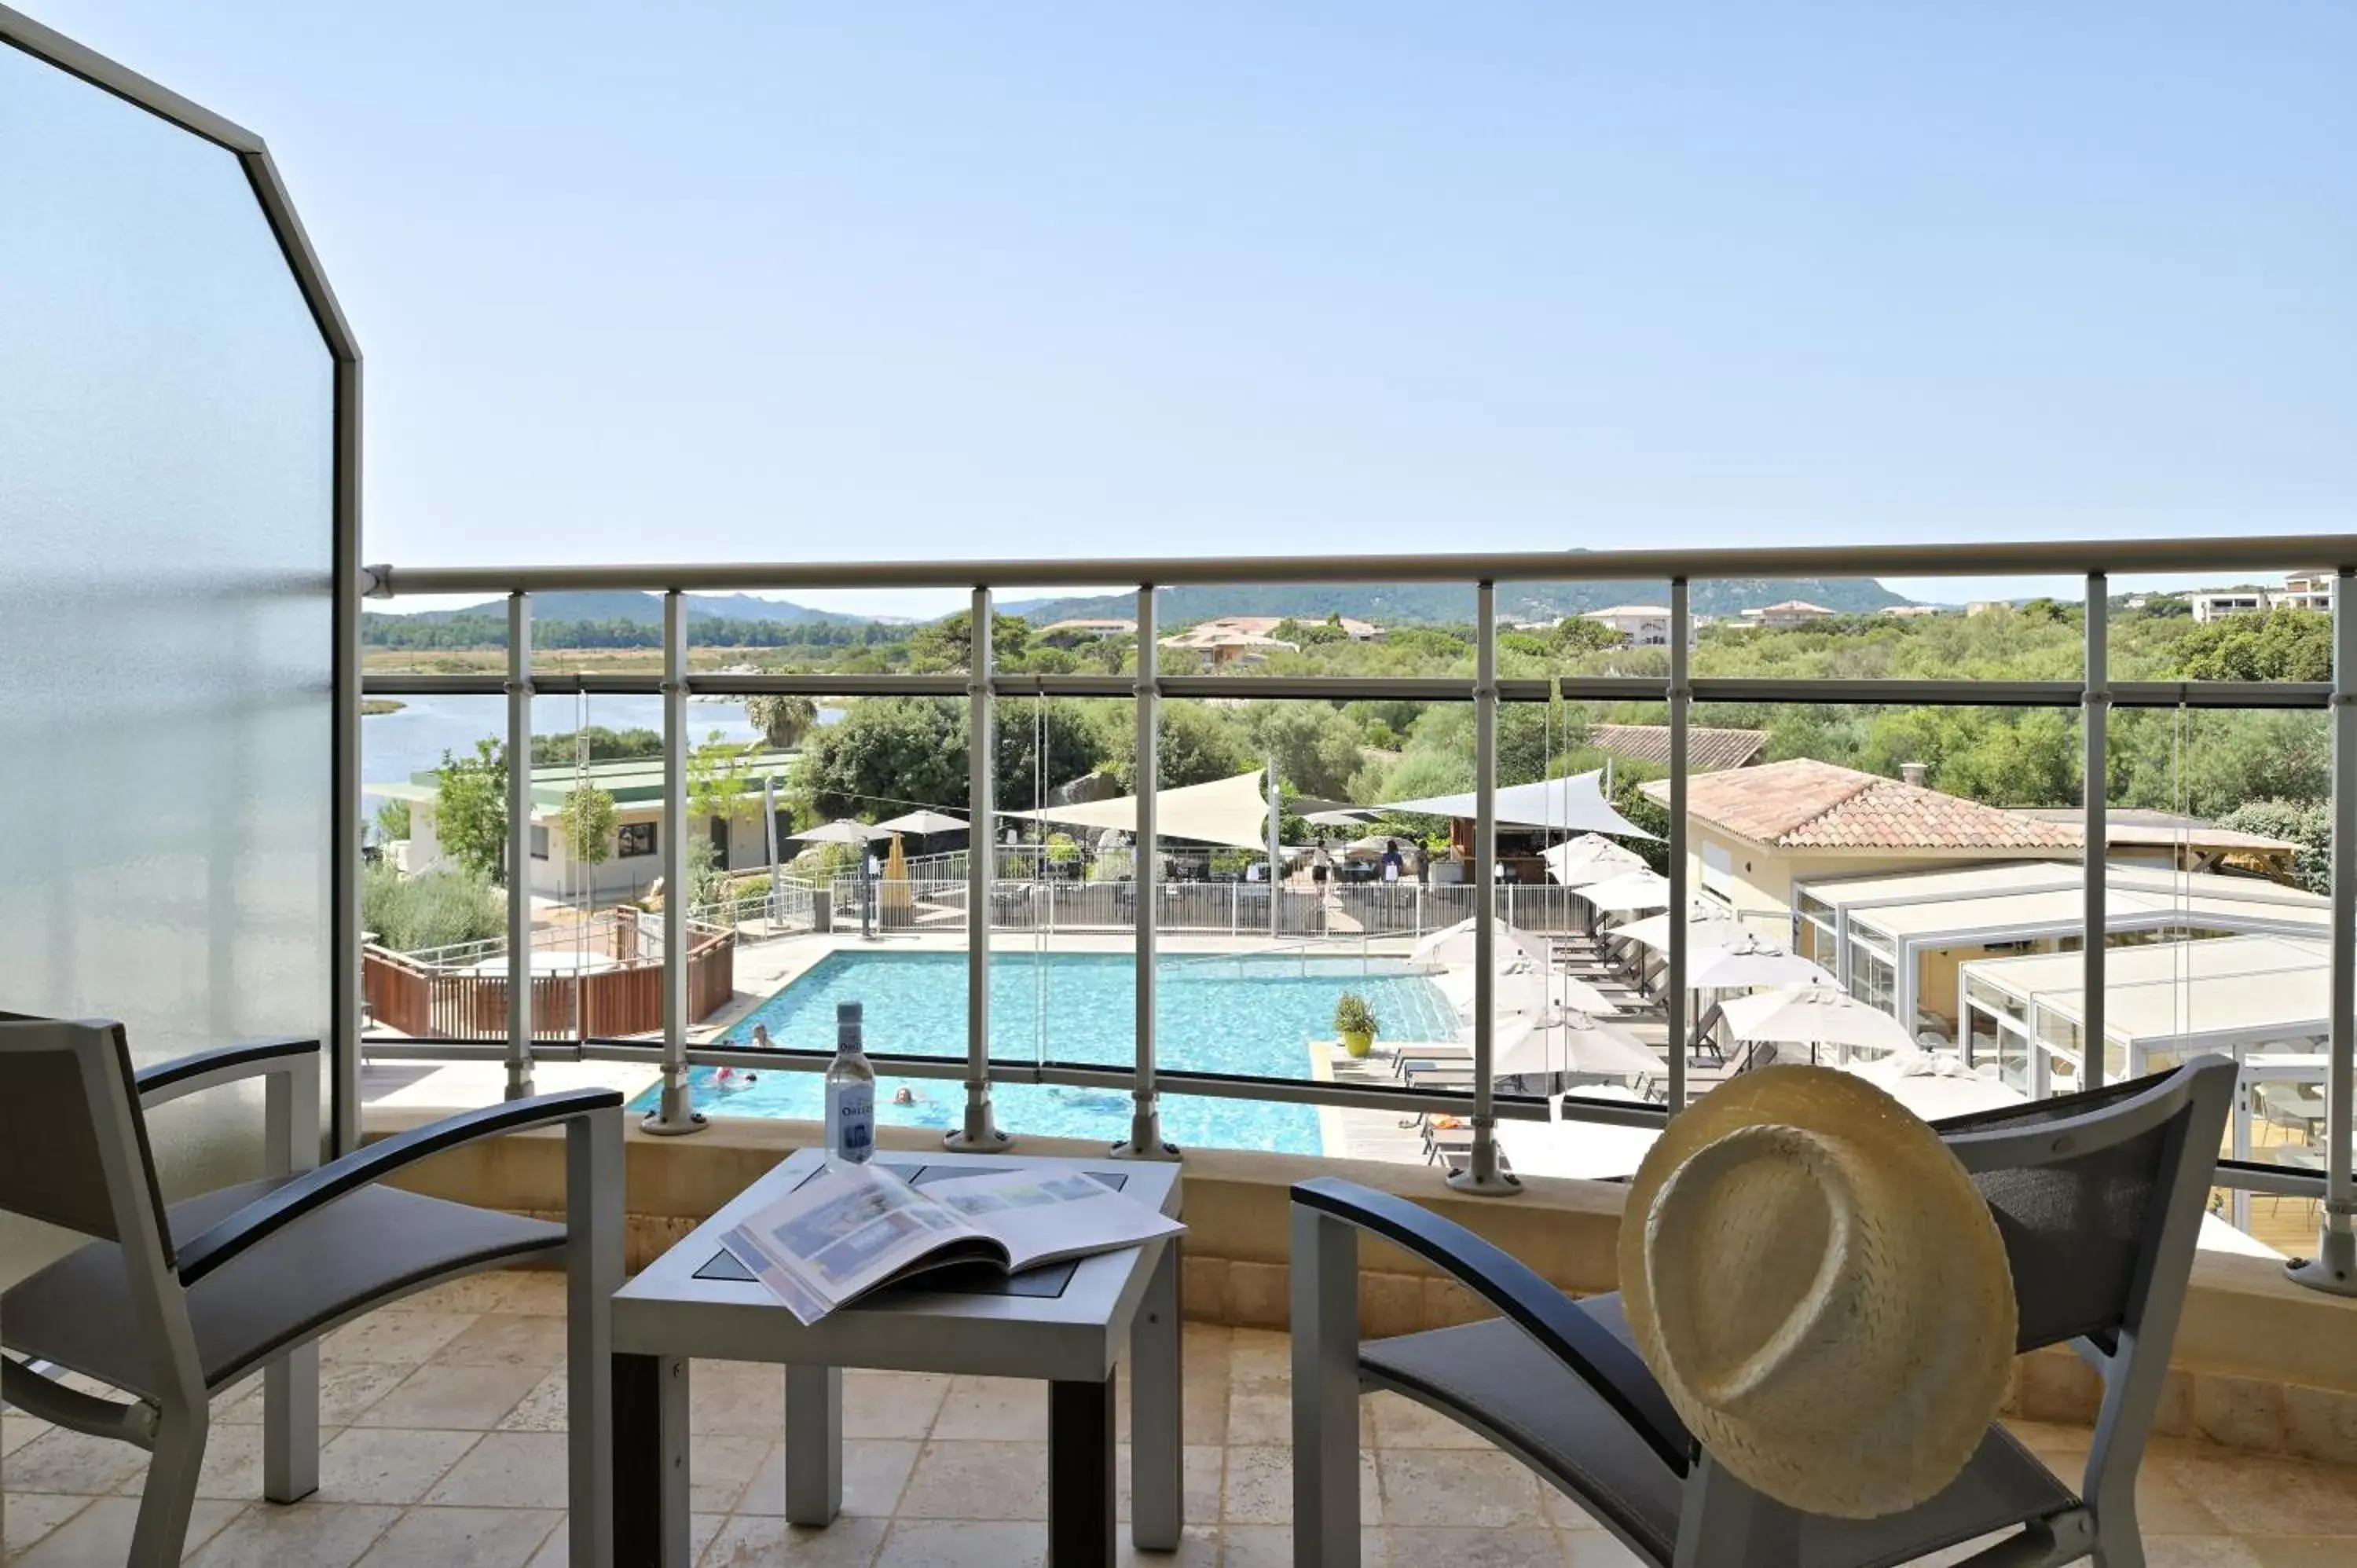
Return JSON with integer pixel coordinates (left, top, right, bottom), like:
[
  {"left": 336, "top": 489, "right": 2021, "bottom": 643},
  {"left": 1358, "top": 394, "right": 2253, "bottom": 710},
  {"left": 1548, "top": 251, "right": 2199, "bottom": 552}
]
[
  {"left": 718, "top": 1160, "right": 989, "bottom": 1324},
  {"left": 918, "top": 1167, "right": 1183, "bottom": 1274}
]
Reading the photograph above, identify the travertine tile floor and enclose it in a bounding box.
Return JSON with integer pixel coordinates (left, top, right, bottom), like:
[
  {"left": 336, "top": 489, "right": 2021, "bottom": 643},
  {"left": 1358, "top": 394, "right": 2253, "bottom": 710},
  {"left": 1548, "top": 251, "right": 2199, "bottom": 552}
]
[{"left": 6, "top": 1269, "right": 2355, "bottom": 1566}]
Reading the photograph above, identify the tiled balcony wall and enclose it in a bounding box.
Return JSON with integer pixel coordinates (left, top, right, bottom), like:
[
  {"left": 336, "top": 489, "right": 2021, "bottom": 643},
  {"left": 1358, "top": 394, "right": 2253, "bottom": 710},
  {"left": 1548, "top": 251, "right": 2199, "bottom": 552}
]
[
  {"left": 9, "top": 1270, "right": 2357, "bottom": 1567},
  {"left": 367, "top": 1111, "right": 2357, "bottom": 1473}
]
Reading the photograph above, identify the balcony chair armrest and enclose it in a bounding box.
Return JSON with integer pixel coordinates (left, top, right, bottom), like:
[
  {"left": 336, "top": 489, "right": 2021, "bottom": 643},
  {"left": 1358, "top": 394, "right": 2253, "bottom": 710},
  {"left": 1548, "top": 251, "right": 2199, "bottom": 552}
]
[
  {"left": 1293, "top": 1176, "right": 1694, "bottom": 1475},
  {"left": 136, "top": 1036, "right": 321, "bottom": 1108},
  {"left": 174, "top": 1088, "right": 623, "bottom": 1286}
]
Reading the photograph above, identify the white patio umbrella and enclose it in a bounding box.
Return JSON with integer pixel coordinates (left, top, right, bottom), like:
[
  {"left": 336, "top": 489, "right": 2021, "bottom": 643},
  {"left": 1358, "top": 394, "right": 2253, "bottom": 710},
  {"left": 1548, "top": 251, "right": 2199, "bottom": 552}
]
[
  {"left": 1719, "top": 984, "right": 1916, "bottom": 1057},
  {"left": 792, "top": 819, "right": 886, "bottom": 846},
  {"left": 873, "top": 808, "right": 966, "bottom": 837},
  {"left": 1578, "top": 870, "right": 1673, "bottom": 914},
  {"left": 1612, "top": 902, "right": 1756, "bottom": 956},
  {"left": 1845, "top": 1049, "right": 2028, "bottom": 1119},
  {"left": 1494, "top": 1101, "right": 1662, "bottom": 1181},
  {"left": 1478, "top": 963, "right": 1619, "bottom": 1019},
  {"left": 1543, "top": 834, "right": 1648, "bottom": 887},
  {"left": 1490, "top": 1009, "right": 1662, "bottom": 1080},
  {"left": 1683, "top": 937, "right": 1834, "bottom": 992},
  {"left": 1413, "top": 917, "right": 1552, "bottom": 971}
]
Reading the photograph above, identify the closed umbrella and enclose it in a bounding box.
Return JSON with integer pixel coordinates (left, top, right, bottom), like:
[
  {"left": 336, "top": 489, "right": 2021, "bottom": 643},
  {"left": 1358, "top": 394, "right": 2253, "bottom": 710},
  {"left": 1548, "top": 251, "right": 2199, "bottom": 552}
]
[
  {"left": 1684, "top": 937, "right": 1833, "bottom": 992},
  {"left": 1578, "top": 870, "right": 1673, "bottom": 913},
  {"left": 1719, "top": 985, "right": 1916, "bottom": 1057},
  {"left": 1491, "top": 1009, "right": 1662, "bottom": 1080},
  {"left": 879, "top": 833, "right": 912, "bottom": 924}
]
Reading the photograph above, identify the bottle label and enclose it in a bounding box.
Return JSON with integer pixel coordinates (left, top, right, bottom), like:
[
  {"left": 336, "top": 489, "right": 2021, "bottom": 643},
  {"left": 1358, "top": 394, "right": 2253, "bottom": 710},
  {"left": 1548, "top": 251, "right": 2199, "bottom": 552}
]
[{"left": 827, "top": 1081, "right": 874, "bottom": 1162}]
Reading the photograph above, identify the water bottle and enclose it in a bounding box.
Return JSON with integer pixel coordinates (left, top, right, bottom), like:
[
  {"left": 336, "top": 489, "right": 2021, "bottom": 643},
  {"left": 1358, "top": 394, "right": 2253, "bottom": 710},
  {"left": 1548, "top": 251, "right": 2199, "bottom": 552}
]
[{"left": 826, "top": 1001, "right": 876, "bottom": 1163}]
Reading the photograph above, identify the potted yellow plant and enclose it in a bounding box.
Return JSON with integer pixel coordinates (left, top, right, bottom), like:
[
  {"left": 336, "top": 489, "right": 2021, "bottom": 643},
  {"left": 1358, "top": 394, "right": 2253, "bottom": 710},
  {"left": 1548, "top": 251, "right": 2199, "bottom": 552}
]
[{"left": 1333, "top": 992, "right": 1379, "bottom": 1059}]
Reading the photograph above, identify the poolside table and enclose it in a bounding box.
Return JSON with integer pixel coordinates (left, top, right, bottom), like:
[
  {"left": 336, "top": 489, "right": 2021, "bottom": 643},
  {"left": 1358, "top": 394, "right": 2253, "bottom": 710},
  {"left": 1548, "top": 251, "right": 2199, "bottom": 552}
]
[{"left": 610, "top": 1149, "right": 1183, "bottom": 1568}]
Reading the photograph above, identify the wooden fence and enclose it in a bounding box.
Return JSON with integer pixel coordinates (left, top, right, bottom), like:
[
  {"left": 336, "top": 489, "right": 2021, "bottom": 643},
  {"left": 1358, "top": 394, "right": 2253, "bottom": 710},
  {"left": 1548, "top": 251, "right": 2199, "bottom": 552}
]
[{"left": 364, "top": 928, "right": 735, "bottom": 1040}]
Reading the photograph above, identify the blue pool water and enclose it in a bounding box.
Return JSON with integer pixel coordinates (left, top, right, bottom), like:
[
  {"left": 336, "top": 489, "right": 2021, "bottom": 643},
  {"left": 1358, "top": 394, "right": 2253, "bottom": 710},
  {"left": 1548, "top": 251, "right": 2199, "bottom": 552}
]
[{"left": 629, "top": 950, "right": 1460, "bottom": 1153}]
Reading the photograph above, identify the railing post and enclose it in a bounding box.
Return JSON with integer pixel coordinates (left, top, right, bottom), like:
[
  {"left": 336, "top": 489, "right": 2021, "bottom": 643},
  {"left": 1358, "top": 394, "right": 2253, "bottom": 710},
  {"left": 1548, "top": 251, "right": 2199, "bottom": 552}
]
[
  {"left": 642, "top": 590, "right": 704, "bottom": 1135},
  {"left": 1450, "top": 581, "right": 1518, "bottom": 1193},
  {"left": 2291, "top": 566, "right": 2357, "bottom": 1295},
  {"left": 1666, "top": 577, "right": 1691, "bottom": 1118},
  {"left": 1117, "top": 584, "right": 1174, "bottom": 1157},
  {"left": 948, "top": 586, "right": 1011, "bottom": 1150},
  {"left": 2083, "top": 573, "right": 2108, "bottom": 1090},
  {"left": 505, "top": 592, "right": 535, "bottom": 1099}
]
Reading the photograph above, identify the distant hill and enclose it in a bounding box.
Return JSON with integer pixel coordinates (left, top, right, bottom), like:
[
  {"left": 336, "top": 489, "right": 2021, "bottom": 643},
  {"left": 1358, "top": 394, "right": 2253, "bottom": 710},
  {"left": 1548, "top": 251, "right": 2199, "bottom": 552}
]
[
  {"left": 391, "top": 591, "right": 868, "bottom": 626},
  {"left": 1002, "top": 578, "right": 1911, "bottom": 628}
]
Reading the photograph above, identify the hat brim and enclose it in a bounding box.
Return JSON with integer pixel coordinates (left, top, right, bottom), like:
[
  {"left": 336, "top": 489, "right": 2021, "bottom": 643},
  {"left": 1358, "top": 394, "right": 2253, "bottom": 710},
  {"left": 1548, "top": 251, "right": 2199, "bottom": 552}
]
[{"left": 1619, "top": 1065, "right": 2018, "bottom": 1517}]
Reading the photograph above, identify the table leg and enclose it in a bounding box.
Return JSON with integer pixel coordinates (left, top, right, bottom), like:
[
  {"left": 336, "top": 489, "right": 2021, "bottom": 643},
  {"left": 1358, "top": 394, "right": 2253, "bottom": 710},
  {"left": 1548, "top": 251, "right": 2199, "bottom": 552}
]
[
  {"left": 1129, "top": 1237, "right": 1183, "bottom": 1551},
  {"left": 1049, "top": 1376, "right": 1116, "bottom": 1567},
  {"left": 784, "top": 1363, "right": 842, "bottom": 1526},
  {"left": 613, "top": 1354, "right": 690, "bottom": 1568}
]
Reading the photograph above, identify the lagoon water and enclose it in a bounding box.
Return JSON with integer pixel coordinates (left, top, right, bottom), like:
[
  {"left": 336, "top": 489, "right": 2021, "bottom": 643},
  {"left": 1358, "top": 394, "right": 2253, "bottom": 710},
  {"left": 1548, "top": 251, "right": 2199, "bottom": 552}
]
[{"left": 362, "top": 693, "right": 766, "bottom": 812}]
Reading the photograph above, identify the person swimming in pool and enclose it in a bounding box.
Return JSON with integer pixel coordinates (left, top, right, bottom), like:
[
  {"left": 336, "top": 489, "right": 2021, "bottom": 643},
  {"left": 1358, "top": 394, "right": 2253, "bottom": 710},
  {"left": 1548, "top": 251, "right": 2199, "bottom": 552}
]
[{"left": 891, "top": 1086, "right": 918, "bottom": 1105}]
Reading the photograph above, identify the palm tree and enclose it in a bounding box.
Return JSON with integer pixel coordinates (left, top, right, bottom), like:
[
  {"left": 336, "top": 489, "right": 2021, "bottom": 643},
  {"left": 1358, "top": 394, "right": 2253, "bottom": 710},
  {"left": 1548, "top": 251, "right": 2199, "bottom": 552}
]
[{"left": 746, "top": 694, "right": 819, "bottom": 750}]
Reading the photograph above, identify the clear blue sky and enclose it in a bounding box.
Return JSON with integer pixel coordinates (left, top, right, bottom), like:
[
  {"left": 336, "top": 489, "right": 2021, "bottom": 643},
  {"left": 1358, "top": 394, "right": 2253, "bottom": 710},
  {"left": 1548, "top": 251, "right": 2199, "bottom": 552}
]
[{"left": 35, "top": 2, "right": 2357, "bottom": 614}]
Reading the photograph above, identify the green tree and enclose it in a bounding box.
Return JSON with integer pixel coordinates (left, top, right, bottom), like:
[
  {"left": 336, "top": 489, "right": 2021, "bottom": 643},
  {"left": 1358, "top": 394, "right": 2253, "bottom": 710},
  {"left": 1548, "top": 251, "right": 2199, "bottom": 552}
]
[
  {"left": 361, "top": 862, "right": 503, "bottom": 952},
  {"left": 2219, "top": 799, "right": 2331, "bottom": 893},
  {"left": 908, "top": 610, "right": 1032, "bottom": 672},
  {"left": 1549, "top": 617, "right": 1626, "bottom": 656},
  {"left": 745, "top": 694, "right": 821, "bottom": 750},
  {"left": 372, "top": 797, "right": 412, "bottom": 842},
  {"left": 1240, "top": 701, "right": 1365, "bottom": 800},
  {"left": 795, "top": 698, "right": 970, "bottom": 819},
  {"left": 431, "top": 738, "right": 508, "bottom": 882},
  {"left": 559, "top": 785, "right": 618, "bottom": 874},
  {"left": 2177, "top": 607, "right": 2331, "bottom": 683}
]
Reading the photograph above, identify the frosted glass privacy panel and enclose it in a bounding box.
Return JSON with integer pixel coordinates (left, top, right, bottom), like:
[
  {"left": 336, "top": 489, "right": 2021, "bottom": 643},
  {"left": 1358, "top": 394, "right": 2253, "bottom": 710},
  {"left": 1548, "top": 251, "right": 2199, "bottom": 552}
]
[{"left": 0, "top": 42, "right": 335, "bottom": 1274}]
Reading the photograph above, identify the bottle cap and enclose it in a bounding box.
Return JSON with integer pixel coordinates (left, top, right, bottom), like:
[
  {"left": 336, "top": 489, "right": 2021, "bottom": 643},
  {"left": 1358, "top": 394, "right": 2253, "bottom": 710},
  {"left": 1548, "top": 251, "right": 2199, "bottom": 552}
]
[{"left": 837, "top": 1001, "right": 863, "bottom": 1047}]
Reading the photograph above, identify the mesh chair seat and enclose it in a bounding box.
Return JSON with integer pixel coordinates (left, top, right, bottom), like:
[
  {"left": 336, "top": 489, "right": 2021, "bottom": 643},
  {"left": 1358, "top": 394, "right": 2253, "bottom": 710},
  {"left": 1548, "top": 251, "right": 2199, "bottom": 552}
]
[
  {"left": 2, "top": 1177, "right": 564, "bottom": 1402},
  {"left": 1362, "top": 1297, "right": 2077, "bottom": 1568}
]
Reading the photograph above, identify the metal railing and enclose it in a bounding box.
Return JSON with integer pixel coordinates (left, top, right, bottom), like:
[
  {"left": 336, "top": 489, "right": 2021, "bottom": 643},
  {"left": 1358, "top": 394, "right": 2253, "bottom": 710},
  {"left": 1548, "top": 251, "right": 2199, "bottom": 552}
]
[{"left": 355, "top": 534, "right": 2357, "bottom": 1293}]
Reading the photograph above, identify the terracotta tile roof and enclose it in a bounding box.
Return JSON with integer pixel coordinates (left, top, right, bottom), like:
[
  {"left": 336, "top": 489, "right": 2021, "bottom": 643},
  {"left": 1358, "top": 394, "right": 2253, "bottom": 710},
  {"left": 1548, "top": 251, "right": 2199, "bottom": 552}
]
[
  {"left": 1591, "top": 724, "right": 1767, "bottom": 774},
  {"left": 1639, "top": 758, "right": 2085, "bottom": 852}
]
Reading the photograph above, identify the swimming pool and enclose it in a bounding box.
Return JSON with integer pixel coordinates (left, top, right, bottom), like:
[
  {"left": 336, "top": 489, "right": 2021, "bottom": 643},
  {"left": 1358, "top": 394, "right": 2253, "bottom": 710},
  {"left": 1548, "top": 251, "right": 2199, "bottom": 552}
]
[{"left": 629, "top": 949, "right": 1460, "bottom": 1153}]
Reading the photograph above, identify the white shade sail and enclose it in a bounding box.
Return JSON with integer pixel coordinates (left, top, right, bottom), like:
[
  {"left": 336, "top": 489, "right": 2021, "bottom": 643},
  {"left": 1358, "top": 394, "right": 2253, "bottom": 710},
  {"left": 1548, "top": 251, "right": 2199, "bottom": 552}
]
[
  {"left": 1684, "top": 938, "right": 1834, "bottom": 992},
  {"left": 1001, "top": 768, "right": 1271, "bottom": 850},
  {"left": 1372, "top": 773, "right": 1656, "bottom": 839},
  {"left": 1491, "top": 1010, "right": 1662, "bottom": 1080},
  {"left": 1578, "top": 870, "right": 1673, "bottom": 913},
  {"left": 1719, "top": 985, "right": 1916, "bottom": 1053},
  {"left": 1543, "top": 834, "right": 1648, "bottom": 886},
  {"left": 1612, "top": 903, "right": 1755, "bottom": 955}
]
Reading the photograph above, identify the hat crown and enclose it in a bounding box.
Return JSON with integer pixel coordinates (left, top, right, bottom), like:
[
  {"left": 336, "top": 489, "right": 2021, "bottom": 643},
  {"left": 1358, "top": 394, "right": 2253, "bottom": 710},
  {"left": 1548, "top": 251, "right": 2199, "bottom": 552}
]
[{"left": 1644, "top": 1123, "right": 1864, "bottom": 1409}]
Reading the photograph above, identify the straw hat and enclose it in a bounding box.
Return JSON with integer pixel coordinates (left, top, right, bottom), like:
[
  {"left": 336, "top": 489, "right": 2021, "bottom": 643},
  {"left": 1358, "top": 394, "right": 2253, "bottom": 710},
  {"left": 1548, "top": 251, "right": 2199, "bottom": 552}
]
[{"left": 1618, "top": 1066, "right": 2016, "bottom": 1519}]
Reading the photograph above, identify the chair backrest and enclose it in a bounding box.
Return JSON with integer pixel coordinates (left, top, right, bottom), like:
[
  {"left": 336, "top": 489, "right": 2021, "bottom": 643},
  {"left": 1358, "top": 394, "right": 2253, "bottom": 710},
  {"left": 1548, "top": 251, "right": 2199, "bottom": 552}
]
[
  {"left": 0, "top": 1013, "right": 172, "bottom": 1256},
  {"left": 1934, "top": 1059, "right": 2235, "bottom": 1354}
]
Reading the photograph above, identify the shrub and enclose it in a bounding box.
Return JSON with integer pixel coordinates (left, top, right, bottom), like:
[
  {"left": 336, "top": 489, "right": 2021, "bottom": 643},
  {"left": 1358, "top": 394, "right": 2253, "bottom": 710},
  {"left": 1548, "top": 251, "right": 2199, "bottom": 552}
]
[
  {"left": 1333, "top": 992, "right": 1379, "bottom": 1038},
  {"left": 361, "top": 862, "right": 504, "bottom": 953}
]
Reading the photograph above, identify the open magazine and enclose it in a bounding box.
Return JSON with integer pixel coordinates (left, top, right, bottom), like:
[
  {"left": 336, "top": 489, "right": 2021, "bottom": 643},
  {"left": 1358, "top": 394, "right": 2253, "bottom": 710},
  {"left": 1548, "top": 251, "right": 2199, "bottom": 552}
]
[{"left": 717, "top": 1160, "right": 1184, "bottom": 1325}]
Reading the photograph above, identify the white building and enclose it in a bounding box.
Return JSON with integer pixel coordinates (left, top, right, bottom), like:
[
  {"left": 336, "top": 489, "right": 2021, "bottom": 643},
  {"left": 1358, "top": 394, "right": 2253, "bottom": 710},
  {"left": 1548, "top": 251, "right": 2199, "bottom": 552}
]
[
  {"left": 1742, "top": 599, "right": 1837, "bottom": 628},
  {"left": 1578, "top": 604, "right": 1677, "bottom": 646},
  {"left": 2190, "top": 573, "right": 2336, "bottom": 622}
]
